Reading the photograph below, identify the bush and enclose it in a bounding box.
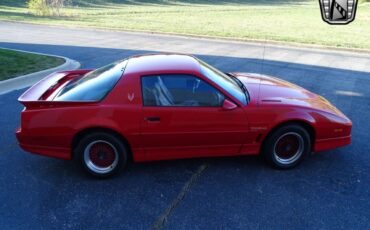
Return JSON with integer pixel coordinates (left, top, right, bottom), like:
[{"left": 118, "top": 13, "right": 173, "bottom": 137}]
[
  {"left": 27, "top": 0, "right": 68, "bottom": 16},
  {"left": 28, "top": 0, "right": 50, "bottom": 16}
]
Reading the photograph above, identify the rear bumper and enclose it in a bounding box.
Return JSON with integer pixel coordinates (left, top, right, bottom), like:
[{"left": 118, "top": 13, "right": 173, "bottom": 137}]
[
  {"left": 16, "top": 128, "right": 71, "bottom": 160},
  {"left": 314, "top": 135, "right": 351, "bottom": 152}
]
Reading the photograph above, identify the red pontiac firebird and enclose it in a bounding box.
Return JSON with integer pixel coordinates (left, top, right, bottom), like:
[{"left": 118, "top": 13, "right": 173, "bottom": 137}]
[{"left": 16, "top": 54, "right": 352, "bottom": 177}]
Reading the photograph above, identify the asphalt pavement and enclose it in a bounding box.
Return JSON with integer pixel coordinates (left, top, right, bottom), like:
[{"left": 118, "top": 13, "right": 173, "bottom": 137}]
[{"left": 0, "top": 22, "right": 370, "bottom": 229}]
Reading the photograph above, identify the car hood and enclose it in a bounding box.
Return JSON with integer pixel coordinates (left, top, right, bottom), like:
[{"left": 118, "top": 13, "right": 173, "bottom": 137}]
[{"left": 232, "top": 72, "right": 346, "bottom": 118}]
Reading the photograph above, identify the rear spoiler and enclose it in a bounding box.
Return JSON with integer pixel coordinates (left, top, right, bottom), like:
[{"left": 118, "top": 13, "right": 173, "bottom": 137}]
[{"left": 18, "top": 69, "right": 92, "bottom": 108}]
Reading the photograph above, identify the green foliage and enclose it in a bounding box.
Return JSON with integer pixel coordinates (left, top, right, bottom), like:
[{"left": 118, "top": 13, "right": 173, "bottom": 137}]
[
  {"left": 27, "top": 0, "right": 68, "bottom": 16},
  {"left": 0, "top": 49, "right": 65, "bottom": 81},
  {"left": 27, "top": 0, "right": 51, "bottom": 16}
]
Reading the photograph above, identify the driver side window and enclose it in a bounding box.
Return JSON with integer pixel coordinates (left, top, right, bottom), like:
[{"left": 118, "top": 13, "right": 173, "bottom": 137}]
[{"left": 141, "top": 74, "right": 225, "bottom": 107}]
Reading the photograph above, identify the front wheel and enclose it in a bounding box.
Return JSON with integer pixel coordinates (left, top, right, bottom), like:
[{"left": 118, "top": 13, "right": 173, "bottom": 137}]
[
  {"left": 75, "top": 132, "right": 128, "bottom": 177},
  {"left": 262, "top": 124, "right": 311, "bottom": 169}
]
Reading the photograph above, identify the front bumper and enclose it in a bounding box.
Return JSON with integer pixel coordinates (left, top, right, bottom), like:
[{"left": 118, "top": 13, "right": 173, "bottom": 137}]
[{"left": 314, "top": 135, "right": 351, "bottom": 152}]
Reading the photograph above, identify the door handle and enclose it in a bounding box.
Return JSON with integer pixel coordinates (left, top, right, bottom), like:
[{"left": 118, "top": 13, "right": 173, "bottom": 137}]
[{"left": 145, "top": 116, "right": 161, "bottom": 122}]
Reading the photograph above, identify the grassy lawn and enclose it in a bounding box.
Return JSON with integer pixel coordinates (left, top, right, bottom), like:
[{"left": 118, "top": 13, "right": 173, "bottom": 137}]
[
  {"left": 0, "top": 48, "right": 65, "bottom": 81},
  {"left": 0, "top": 0, "right": 370, "bottom": 49}
]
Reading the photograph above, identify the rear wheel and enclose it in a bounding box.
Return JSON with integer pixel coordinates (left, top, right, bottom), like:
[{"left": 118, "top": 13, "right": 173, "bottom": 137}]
[
  {"left": 262, "top": 124, "right": 311, "bottom": 169},
  {"left": 75, "top": 132, "right": 128, "bottom": 177}
]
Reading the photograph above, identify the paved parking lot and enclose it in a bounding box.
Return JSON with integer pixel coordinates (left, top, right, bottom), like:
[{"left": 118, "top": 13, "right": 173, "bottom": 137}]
[{"left": 1, "top": 22, "right": 370, "bottom": 229}]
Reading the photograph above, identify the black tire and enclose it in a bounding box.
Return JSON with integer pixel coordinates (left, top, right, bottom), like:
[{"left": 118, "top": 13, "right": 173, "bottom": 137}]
[
  {"left": 262, "top": 124, "right": 311, "bottom": 169},
  {"left": 75, "top": 132, "right": 128, "bottom": 178}
]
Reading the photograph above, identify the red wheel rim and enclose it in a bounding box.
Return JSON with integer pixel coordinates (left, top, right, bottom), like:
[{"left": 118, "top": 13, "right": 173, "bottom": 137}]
[
  {"left": 88, "top": 142, "right": 116, "bottom": 168},
  {"left": 275, "top": 134, "right": 300, "bottom": 159}
]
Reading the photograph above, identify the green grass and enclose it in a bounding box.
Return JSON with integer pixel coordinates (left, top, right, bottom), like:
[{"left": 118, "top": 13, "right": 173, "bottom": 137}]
[
  {"left": 1, "top": 0, "right": 370, "bottom": 49},
  {"left": 0, "top": 48, "right": 65, "bottom": 81}
]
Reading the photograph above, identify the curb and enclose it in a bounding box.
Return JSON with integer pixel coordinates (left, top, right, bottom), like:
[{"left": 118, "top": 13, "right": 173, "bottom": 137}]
[
  {"left": 2, "top": 20, "right": 370, "bottom": 56},
  {"left": 101, "top": 28, "right": 370, "bottom": 56},
  {"left": 0, "top": 48, "right": 80, "bottom": 95}
]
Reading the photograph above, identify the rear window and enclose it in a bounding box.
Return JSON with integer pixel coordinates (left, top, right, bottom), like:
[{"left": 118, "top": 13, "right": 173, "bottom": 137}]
[{"left": 53, "top": 59, "right": 128, "bottom": 101}]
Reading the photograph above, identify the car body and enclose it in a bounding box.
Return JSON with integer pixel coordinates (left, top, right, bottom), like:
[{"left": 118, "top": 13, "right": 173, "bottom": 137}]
[{"left": 16, "top": 54, "right": 352, "bottom": 177}]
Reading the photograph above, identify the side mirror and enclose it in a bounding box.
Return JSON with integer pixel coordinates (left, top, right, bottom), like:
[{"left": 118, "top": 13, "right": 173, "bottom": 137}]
[{"left": 222, "top": 99, "right": 237, "bottom": 110}]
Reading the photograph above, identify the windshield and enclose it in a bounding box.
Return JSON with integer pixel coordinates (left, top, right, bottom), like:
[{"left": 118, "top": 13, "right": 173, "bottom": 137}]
[
  {"left": 198, "top": 59, "right": 247, "bottom": 105},
  {"left": 54, "top": 59, "right": 128, "bottom": 101}
]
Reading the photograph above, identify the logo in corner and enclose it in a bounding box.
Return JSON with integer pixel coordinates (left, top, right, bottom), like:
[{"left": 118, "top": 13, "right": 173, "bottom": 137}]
[{"left": 319, "top": 0, "right": 358, "bottom": 25}]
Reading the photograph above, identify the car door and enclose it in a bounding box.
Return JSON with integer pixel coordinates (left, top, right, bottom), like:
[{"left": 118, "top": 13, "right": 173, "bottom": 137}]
[{"left": 140, "top": 74, "right": 249, "bottom": 160}]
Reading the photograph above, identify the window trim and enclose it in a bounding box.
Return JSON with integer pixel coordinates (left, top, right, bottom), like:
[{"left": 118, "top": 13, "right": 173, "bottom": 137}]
[{"left": 140, "top": 73, "right": 228, "bottom": 108}]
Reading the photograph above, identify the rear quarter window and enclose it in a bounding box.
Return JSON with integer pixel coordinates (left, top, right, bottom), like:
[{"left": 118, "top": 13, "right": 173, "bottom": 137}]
[{"left": 54, "top": 60, "right": 128, "bottom": 101}]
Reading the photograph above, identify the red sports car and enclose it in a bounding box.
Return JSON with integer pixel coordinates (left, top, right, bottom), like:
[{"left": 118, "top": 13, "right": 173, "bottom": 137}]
[{"left": 16, "top": 54, "right": 352, "bottom": 177}]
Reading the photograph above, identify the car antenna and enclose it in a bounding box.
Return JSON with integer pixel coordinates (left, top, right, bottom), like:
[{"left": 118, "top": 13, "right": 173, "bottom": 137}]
[
  {"left": 261, "top": 38, "right": 266, "bottom": 74},
  {"left": 258, "top": 37, "right": 266, "bottom": 104}
]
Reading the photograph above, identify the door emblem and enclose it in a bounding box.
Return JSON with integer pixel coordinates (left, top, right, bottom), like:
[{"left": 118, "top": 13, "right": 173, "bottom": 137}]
[
  {"left": 128, "top": 93, "right": 135, "bottom": 101},
  {"left": 318, "top": 0, "right": 358, "bottom": 25}
]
